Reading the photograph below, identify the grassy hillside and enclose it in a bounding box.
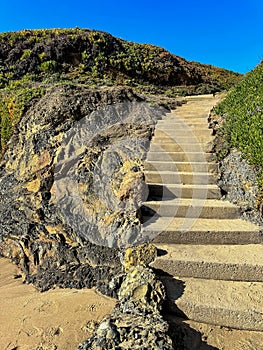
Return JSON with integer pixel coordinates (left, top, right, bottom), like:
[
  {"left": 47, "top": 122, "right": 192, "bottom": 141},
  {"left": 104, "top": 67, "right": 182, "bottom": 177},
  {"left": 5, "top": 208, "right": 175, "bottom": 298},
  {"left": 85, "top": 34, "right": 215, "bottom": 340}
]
[
  {"left": 0, "top": 28, "right": 241, "bottom": 90},
  {"left": 0, "top": 28, "right": 241, "bottom": 153},
  {"left": 214, "top": 61, "right": 263, "bottom": 192}
]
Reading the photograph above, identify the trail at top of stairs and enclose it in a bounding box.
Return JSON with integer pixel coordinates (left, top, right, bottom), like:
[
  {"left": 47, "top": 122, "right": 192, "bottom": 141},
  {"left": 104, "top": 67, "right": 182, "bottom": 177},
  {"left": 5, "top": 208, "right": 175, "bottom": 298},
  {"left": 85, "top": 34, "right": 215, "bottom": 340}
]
[{"left": 142, "top": 94, "right": 263, "bottom": 337}]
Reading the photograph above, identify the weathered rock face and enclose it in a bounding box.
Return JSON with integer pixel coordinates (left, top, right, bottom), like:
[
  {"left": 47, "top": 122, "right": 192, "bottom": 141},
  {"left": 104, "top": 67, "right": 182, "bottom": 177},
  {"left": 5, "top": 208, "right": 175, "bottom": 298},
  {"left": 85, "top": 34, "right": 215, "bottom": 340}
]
[
  {"left": 218, "top": 150, "right": 262, "bottom": 225},
  {"left": 209, "top": 111, "right": 262, "bottom": 225},
  {"left": 78, "top": 265, "right": 174, "bottom": 350},
  {"left": 0, "top": 85, "right": 167, "bottom": 293}
]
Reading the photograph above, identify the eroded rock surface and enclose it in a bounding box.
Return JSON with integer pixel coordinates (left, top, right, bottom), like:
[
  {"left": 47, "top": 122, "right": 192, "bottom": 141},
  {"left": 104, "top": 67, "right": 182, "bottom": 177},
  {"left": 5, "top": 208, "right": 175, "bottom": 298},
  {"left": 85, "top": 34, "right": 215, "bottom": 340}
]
[
  {"left": 0, "top": 85, "right": 166, "bottom": 293},
  {"left": 218, "top": 150, "right": 262, "bottom": 224},
  {"left": 78, "top": 265, "right": 174, "bottom": 350},
  {"left": 209, "top": 110, "right": 262, "bottom": 225}
]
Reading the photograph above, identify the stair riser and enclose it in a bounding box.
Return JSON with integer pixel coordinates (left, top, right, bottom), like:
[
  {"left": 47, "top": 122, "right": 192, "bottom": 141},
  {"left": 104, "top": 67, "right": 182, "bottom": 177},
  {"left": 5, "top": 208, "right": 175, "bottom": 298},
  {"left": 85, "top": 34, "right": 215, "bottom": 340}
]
[
  {"left": 147, "top": 184, "right": 221, "bottom": 199},
  {"left": 145, "top": 173, "right": 216, "bottom": 184},
  {"left": 149, "top": 143, "right": 213, "bottom": 153},
  {"left": 162, "top": 118, "right": 209, "bottom": 123},
  {"left": 146, "top": 230, "right": 263, "bottom": 245},
  {"left": 157, "top": 123, "right": 209, "bottom": 129},
  {"left": 146, "top": 153, "right": 214, "bottom": 162},
  {"left": 154, "top": 129, "right": 213, "bottom": 137},
  {"left": 145, "top": 162, "right": 218, "bottom": 173},
  {"left": 152, "top": 135, "right": 214, "bottom": 144},
  {"left": 165, "top": 298, "right": 263, "bottom": 332},
  {"left": 142, "top": 204, "right": 240, "bottom": 219},
  {"left": 170, "top": 113, "right": 209, "bottom": 118},
  {"left": 151, "top": 260, "right": 263, "bottom": 282},
  {"left": 151, "top": 136, "right": 211, "bottom": 144},
  {"left": 159, "top": 274, "right": 263, "bottom": 331}
]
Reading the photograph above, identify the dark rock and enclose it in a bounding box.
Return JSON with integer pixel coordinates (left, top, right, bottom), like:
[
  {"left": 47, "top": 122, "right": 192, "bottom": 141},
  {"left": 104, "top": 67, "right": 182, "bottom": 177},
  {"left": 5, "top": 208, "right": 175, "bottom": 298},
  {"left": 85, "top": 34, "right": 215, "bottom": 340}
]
[
  {"left": 78, "top": 266, "right": 174, "bottom": 350},
  {"left": 0, "top": 85, "right": 167, "bottom": 293}
]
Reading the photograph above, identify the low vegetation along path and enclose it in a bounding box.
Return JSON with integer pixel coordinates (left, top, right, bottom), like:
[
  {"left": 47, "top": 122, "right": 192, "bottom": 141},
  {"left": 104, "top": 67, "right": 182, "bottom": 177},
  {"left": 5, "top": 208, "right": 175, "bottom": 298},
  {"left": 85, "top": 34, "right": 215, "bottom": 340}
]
[{"left": 142, "top": 95, "right": 263, "bottom": 334}]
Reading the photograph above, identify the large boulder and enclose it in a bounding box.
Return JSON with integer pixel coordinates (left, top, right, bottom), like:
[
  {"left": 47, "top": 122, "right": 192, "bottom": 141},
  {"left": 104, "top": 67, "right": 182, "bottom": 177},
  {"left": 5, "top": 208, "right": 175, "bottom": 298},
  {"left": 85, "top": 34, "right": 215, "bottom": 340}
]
[{"left": 0, "top": 85, "right": 166, "bottom": 294}]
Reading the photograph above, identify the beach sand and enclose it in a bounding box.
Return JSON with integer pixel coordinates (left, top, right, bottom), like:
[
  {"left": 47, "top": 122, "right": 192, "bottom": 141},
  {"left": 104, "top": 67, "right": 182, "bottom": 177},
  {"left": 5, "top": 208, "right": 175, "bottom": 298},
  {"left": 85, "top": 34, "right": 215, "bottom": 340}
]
[
  {"left": 0, "top": 257, "right": 116, "bottom": 350},
  {"left": 1, "top": 257, "right": 262, "bottom": 350}
]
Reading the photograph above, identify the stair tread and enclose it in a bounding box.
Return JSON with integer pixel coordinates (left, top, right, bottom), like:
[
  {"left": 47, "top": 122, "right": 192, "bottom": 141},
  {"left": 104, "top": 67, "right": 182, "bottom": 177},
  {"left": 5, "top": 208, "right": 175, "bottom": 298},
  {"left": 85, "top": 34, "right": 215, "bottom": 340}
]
[
  {"left": 143, "top": 98, "right": 263, "bottom": 331},
  {"left": 146, "top": 147, "right": 211, "bottom": 154},
  {"left": 143, "top": 217, "right": 260, "bottom": 232},
  {"left": 161, "top": 276, "right": 263, "bottom": 331},
  {"left": 148, "top": 183, "right": 219, "bottom": 188},
  {"left": 151, "top": 142, "right": 210, "bottom": 145},
  {"left": 144, "top": 198, "right": 238, "bottom": 208},
  {"left": 152, "top": 243, "right": 263, "bottom": 265},
  {"left": 145, "top": 170, "right": 213, "bottom": 175}
]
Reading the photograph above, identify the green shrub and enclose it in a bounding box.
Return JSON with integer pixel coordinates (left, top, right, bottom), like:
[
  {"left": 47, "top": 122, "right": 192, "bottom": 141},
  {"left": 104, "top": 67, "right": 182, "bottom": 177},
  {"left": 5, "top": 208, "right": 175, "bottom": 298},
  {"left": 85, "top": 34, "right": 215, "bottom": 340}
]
[
  {"left": 214, "top": 62, "right": 263, "bottom": 188},
  {"left": 39, "top": 60, "right": 57, "bottom": 72},
  {"left": 20, "top": 49, "right": 32, "bottom": 60},
  {"left": 0, "top": 86, "right": 45, "bottom": 152},
  {"left": 38, "top": 52, "right": 46, "bottom": 61}
]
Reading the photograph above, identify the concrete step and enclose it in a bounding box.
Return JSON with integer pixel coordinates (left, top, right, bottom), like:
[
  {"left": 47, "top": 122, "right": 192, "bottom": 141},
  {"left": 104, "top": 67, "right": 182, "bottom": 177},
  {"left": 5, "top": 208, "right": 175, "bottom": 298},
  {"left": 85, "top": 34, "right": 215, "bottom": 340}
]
[
  {"left": 147, "top": 183, "right": 221, "bottom": 199},
  {"left": 163, "top": 116, "right": 209, "bottom": 122},
  {"left": 153, "top": 133, "right": 214, "bottom": 143},
  {"left": 151, "top": 243, "right": 263, "bottom": 281},
  {"left": 157, "top": 123, "right": 209, "bottom": 129},
  {"left": 154, "top": 128, "right": 213, "bottom": 137},
  {"left": 142, "top": 217, "right": 262, "bottom": 244},
  {"left": 160, "top": 276, "right": 263, "bottom": 331},
  {"left": 170, "top": 113, "right": 210, "bottom": 118},
  {"left": 149, "top": 143, "right": 213, "bottom": 153},
  {"left": 145, "top": 171, "right": 217, "bottom": 184},
  {"left": 144, "top": 161, "right": 218, "bottom": 173},
  {"left": 159, "top": 116, "right": 208, "bottom": 122},
  {"left": 151, "top": 136, "right": 212, "bottom": 144},
  {"left": 146, "top": 152, "right": 214, "bottom": 162},
  {"left": 142, "top": 198, "right": 240, "bottom": 219}
]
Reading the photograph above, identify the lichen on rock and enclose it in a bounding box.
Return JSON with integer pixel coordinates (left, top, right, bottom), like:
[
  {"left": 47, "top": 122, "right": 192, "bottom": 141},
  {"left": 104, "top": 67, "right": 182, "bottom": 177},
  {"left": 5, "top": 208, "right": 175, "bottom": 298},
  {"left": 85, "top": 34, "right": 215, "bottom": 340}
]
[
  {"left": 78, "top": 266, "right": 174, "bottom": 350},
  {"left": 0, "top": 84, "right": 167, "bottom": 294},
  {"left": 122, "top": 243, "right": 157, "bottom": 272}
]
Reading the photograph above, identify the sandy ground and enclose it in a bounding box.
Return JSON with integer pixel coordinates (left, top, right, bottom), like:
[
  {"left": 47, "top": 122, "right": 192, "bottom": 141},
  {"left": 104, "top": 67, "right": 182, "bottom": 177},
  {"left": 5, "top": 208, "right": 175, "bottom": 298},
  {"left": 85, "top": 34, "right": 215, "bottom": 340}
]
[
  {"left": 1, "top": 257, "right": 263, "bottom": 350},
  {"left": 0, "top": 258, "right": 116, "bottom": 350}
]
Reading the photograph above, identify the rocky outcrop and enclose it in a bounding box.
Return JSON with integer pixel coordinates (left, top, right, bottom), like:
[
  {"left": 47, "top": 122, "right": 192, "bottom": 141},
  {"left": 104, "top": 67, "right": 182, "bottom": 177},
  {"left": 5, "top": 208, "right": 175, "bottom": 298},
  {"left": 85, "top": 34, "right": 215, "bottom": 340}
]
[
  {"left": 209, "top": 111, "right": 262, "bottom": 225},
  {"left": 218, "top": 150, "right": 262, "bottom": 224},
  {"left": 78, "top": 247, "right": 174, "bottom": 350},
  {"left": 0, "top": 85, "right": 167, "bottom": 294}
]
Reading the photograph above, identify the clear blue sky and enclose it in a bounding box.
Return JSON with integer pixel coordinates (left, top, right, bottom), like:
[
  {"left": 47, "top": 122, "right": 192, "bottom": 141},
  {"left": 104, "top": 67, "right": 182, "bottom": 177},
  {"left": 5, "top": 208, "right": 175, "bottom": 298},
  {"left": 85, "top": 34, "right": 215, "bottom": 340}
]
[{"left": 0, "top": 0, "right": 262, "bottom": 74}]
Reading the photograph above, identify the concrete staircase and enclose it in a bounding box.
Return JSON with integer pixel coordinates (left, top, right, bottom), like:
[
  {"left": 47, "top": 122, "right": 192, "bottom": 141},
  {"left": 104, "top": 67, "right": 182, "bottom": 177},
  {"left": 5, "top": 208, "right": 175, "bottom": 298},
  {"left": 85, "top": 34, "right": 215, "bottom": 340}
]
[{"left": 142, "top": 95, "right": 263, "bottom": 332}]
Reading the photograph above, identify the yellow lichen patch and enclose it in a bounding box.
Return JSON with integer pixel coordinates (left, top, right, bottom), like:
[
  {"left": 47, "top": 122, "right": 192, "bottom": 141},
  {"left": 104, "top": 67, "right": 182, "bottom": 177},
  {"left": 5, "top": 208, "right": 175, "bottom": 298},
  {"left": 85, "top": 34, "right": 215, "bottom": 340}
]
[
  {"left": 45, "top": 225, "right": 78, "bottom": 246},
  {"left": 45, "top": 225, "right": 64, "bottom": 235},
  {"left": 112, "top": 159, "right": 143, "bottom": 201},
  {"left": 132, "top": 284, "right": 149, "bottom": 301},
  {"left": 102, "top": 211, "right": 123, "bottom": 227},
  {"left": 12, "top": 154, "right": 39, "bottom": 179},
  {"left": 243, "top": 181, "right": 253, "bottom": 191},
  {"left": 118, "top": 171, "right": 143, "bottom": 201},
  {"left": 83, "top": 194, "right": 109, "bottom": 218},
  {"left": 25, "top": 178, "right": 41, "bottom": 192},
  {"left": 123, "top": 243, "right": 157, "bottom": 272}
]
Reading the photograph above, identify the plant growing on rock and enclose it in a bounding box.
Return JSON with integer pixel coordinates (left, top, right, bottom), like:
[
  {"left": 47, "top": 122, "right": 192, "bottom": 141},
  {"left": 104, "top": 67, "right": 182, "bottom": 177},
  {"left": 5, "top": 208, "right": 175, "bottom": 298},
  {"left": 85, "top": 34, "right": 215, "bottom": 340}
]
[{"left": 214, "top": 61, "right": 263, "bottom": 216}]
